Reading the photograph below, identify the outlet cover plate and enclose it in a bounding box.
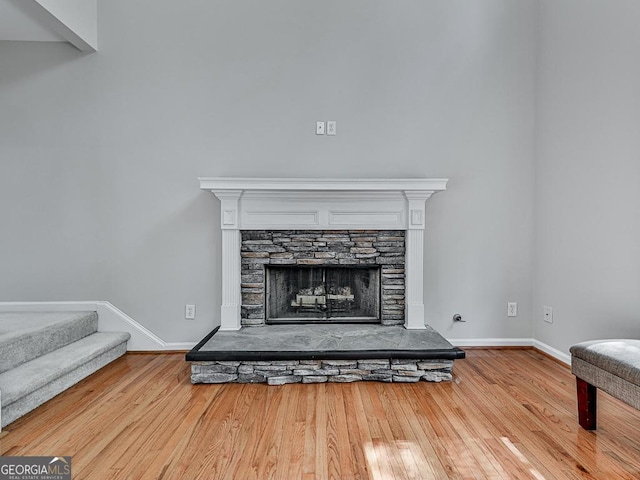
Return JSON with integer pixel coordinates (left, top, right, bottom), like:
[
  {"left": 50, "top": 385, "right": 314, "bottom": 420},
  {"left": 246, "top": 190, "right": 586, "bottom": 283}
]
[
  {"left": 507, "top": 302, "right": 517, "bottom": 317},
  {"left": 543, "top": 306, "right": 553, "bottom": 323}
]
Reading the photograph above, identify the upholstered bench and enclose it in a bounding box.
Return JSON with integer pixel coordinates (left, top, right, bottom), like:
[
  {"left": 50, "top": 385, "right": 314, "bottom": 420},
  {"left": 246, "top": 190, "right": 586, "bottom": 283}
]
[{"left": 570, "top": 339, "right": 640, "bottom": 430}]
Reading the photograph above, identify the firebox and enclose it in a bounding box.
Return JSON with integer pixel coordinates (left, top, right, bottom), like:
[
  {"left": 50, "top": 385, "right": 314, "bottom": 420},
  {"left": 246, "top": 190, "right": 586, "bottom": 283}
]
[{"left": 266, "top": 266, "right": 381, "bottom": 324}]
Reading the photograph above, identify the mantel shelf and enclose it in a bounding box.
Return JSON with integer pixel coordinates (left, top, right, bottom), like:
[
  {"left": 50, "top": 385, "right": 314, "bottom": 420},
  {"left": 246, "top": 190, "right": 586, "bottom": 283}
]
[{"left": 198, "top": 177, "right": 448, "bottom": 193}]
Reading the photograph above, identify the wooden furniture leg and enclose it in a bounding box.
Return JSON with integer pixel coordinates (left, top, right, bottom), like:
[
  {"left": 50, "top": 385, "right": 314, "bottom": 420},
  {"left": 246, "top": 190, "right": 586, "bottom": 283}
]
[{"left": 577, "top": 377, "right": 597, "bottom": 430}]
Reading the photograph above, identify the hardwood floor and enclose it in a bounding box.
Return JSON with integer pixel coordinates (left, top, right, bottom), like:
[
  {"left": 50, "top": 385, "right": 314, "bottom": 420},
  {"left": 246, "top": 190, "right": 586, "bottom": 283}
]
[{"left": 1, "top": 349, "right": 639, "bottom": 479}]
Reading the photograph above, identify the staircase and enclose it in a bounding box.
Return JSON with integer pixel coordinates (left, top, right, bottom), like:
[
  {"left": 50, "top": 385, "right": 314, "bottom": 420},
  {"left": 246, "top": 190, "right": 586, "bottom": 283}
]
[{"left": 0, "top": 311, "right": 130, "bottom": 428}]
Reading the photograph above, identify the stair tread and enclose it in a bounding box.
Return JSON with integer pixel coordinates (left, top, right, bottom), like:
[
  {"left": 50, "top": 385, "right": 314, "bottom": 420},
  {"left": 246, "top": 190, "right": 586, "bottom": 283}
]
[
  {"left": 0, "top": 331, "right": 130, "bottom": 405},
  {"left": 0, "top": 311, "right": 98, "bottom": 373}
]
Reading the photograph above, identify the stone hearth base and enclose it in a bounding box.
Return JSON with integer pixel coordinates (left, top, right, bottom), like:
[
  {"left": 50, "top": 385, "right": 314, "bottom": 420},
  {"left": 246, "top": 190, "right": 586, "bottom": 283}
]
[{"left": 191, "top": 359, "right": 454, "bottom": 385}]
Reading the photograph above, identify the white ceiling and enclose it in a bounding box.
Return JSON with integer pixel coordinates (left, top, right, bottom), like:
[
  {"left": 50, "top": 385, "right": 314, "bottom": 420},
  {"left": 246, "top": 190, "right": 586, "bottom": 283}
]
[{"left": 0, "top": 0, "right": 65, "bottom": 42}]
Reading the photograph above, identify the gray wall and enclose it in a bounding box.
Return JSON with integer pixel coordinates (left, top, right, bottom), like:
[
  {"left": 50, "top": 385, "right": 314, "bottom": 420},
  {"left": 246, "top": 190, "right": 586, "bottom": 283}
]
[
  {"left": 533, "top": 0, "right": 640, "bottom": 352},
  {"left": 1, "top": 0, "right": 536, "bottom": 343}
]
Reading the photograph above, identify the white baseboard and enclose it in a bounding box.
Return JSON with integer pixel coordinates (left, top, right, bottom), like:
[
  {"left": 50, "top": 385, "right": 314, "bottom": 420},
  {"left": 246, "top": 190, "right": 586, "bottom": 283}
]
[
  {"left": 0, "top": 301, "right": 198, "bottom": 351},
  {"left": 448, "top": 337, "right": 534, "bottom": 348},
  {"left": 532, "top": 339, "right": 571, "bottom": 365},
  {"left": 448, "top": 337, "right": 570, "bottom": 365},
  {"left": 0, "top": 304, "right": 572, "bottom": 363}
]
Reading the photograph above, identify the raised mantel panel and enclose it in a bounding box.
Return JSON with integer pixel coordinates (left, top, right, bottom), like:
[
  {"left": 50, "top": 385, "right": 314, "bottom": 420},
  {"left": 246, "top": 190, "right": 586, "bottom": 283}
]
[{"left": 243, "top": 211, "right": 320, "bottom": 228}]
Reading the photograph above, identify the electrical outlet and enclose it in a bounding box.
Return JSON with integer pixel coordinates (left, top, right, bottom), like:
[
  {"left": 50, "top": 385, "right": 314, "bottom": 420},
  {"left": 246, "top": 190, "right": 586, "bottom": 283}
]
[
  {"left": 507, "top": 302, "right": 517, "bottom": 317},
  {"left": 316, "top": 121, "right": 325, "bottom": 135},
  {"left": 185, "top": 304, "right": 196, "bottom": 320},
  {"left": 327, "top": 121, "right": 336, "bottom": 135},
  {"left": 543, "top": 306, "right": 553, "bottom": 323}
]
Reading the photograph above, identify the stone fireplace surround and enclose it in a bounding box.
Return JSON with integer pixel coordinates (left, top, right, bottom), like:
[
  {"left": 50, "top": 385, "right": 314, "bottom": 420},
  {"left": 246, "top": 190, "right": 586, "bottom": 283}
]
[
  {"left": 199, "top": 177, "right": 448, "bottom": 331},
  {"left": 241, "top": 229, "right": 405, "bottom": 326}
]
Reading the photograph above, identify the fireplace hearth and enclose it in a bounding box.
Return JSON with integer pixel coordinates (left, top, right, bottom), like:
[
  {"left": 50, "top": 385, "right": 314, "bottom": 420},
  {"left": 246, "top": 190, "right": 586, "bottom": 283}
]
[{"left": 186, "top": 324, "right": 466, "bottom": 384}]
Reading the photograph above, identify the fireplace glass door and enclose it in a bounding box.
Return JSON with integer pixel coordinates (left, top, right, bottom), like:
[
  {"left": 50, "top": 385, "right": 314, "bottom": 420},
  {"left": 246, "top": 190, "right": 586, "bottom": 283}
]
[{"left": 266, "top": 266, "right": 381, "bottom": 324}]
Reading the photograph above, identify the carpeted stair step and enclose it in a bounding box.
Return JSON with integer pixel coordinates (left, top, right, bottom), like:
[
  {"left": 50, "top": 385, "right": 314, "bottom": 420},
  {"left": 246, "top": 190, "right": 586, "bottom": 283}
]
[
  {"left": 0, "top": 331, "right": 130, "bottom": 428},
  {"left": 0, "top": 311, "right": 98, "bottom": 374}
]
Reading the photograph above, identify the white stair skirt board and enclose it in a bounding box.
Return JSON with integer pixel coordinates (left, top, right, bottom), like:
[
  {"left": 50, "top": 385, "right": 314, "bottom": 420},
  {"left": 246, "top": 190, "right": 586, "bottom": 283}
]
[{"left": 0, "top": 302, "right": 197, "bottom": 351}]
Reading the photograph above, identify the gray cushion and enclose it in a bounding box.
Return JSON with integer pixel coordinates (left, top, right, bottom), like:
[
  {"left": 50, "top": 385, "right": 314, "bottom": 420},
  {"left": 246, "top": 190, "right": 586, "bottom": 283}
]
[{"left": 570, "top": 339, "right": 640, "bottom": 387}]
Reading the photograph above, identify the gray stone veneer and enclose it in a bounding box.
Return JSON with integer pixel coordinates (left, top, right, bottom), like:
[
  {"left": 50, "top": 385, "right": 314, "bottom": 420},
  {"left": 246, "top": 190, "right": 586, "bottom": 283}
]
[
  {"left": 191, "top": 359, "right": 453, "bottom": 385},
  {"left": 241, "top": 230, "right": 405, "bottom": 327}
]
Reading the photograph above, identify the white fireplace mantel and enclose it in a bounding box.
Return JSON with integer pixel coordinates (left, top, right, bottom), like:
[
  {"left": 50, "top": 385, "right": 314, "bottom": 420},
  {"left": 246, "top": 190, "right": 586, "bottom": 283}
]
[{"left": 199, "top": 177, "right": 448, "bottom": 330}]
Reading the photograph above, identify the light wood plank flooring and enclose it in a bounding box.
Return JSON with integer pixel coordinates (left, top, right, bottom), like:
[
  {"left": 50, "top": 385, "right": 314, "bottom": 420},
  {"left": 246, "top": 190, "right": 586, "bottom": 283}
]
[{"left": 1, "top": 349, "right": 639, "bottom": 479}]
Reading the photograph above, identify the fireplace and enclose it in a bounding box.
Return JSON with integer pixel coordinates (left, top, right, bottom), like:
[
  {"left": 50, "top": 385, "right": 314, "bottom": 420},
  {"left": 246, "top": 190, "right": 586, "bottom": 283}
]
[
  {"left": 199, "top": 177, "right": 448, "bottom": 331},
  {"left": 266, "top": 266, "right": 381, "bottom": 324}
]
